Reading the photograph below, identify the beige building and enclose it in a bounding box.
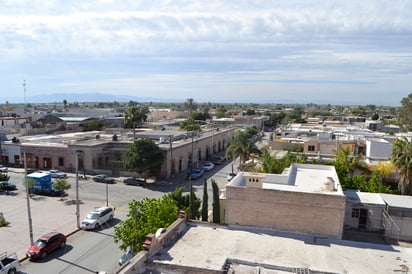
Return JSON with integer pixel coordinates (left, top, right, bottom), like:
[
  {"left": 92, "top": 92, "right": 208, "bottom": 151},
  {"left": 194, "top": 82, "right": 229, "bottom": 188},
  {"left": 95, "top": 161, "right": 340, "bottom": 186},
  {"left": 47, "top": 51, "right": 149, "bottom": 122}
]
[
  {"left": 6, "top": 127, "right": 234, "bottom": 179},
  {"left": 223, "top": 164, "right": 346, "bottom": 239}
]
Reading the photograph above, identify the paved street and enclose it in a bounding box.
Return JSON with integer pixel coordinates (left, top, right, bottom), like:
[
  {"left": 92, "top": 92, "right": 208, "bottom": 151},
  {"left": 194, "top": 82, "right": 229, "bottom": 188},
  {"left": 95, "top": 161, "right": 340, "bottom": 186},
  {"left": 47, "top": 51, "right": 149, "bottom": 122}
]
[{"left": 0, "top": 160, "right": 236, "bottom": 266}]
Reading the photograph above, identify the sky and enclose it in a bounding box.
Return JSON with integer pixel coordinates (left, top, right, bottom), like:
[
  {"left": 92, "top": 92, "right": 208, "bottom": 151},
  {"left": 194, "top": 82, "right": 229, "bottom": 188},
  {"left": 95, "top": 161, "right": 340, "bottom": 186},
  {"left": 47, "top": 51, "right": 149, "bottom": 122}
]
[{"left": 0, "top": 0, "right": 411, "bottom": 106}]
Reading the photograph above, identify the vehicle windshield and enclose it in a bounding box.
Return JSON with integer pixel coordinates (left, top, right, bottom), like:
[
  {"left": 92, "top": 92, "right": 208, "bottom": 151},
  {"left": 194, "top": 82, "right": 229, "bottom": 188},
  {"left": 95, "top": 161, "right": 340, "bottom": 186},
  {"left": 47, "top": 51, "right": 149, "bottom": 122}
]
[
  {"left": 86, "top": 213, "right": 99, "bottom": 219},
  {"left": 34, "top": 240, "right": 47, "bottom": 247}
]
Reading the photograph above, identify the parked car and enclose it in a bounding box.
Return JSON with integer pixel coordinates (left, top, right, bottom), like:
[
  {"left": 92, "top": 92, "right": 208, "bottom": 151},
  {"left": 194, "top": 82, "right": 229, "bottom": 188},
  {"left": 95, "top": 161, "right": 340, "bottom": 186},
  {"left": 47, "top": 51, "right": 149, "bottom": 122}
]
[
  {"left": 118, "top": 246, "right": 135, "bottom": 266},
  {"left": 29, "top": 187, "right": 66, "bottom": 197},
  {"left": 212, "top": 156, "right": 225, "bottom": 165},
  {"left": 187, "top": 169, "right": 204, "bottom": 180},
  {"left": 123, "top": 177, "right": 145, "bottom": 186},
  {"left": 227, "top": 173, "right": 236, "bottom": 181},
  {"left": 82, "top": 206, "right": 114, "bottom": 230},
  {"left": 47, "top": 169, "right": 67, "bottom": 178},
  {"left": 26, "top": 168, "right": 40, "bottom": 174},
  {"left": 0, "top": 252, "right": 19, "bottom": 274},
  {"left": 0, "top": 165, "right": 7, "bottom": 173},
  {"left": 0, "top": 182, "right": 17, "bottom": 192},
  {"left": 92, "top": 174, "right": 116, "bottom": 184},
  {"left": 202, "top": 162, "right": 214, "bottom": 171},
  {"left": 26, "top": 232, "right": 66, "bottom": 260}
]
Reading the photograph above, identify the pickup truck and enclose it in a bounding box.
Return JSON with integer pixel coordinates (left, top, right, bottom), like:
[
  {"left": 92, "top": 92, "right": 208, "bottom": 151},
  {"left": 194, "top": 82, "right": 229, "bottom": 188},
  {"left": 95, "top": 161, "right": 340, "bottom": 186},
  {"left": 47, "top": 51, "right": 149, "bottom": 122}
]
[{"left": 0, "top": 252, "right": 19, "bottom": 274}]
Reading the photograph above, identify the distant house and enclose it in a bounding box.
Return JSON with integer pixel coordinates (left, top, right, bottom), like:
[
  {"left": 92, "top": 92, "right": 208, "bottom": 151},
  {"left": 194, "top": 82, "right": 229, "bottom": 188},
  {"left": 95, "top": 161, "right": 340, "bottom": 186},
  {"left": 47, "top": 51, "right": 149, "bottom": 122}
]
[{"left": 365, "top": 138, "right": 392, "bottom": 162}]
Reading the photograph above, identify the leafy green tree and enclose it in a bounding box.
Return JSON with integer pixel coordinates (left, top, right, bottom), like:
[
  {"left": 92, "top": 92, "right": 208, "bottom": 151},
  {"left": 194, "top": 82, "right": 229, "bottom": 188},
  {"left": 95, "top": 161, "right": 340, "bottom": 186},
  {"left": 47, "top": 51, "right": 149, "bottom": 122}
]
[
  {"left": 166, "top": 187, "right": 187, "bottom": 209},
  {"left": 334, "top": 147, "right": 369, "bottom": 178},
  {"left": 212, "top": 180, "right": 220, "bottom": 224},
  {"left": 114, "top": 196, "right": 179, "bottom": 252},
  {"left": 398, "top": 93, "right": 412, "bottom": 131},
  {"left": 189, "top": 180, "right": 196, "bottom": 219},
  {"left": 264, "top": 112, "right": 286, "bottom": 129},
  {"left": 342, "top": 172, "right": 394, "bottom": 194},
  {"left": 0, "top": 212, "right": 10, "bottom": 227},
  {"left": 391, "top": 137, "right": 412, "bottom": 195},
  {"left": 180, "top": 116, "right": 201, "bottom": 131},
  {"left": 245, "top": 109, "right": 256, "bottom": 115},
  {"left": 371, "top": 113, "right": 379, "bottom": 120},
  {"left": 191, "top": 112, "right": 208, "bottom": 121},
  {"left": 0, "top": 173, "right": 10, "bottom": 181},
  {"left": 125, "top": 139, "right": 164, "bottom": 182},
  {"left": 52, "top": 178, "right": 71, "bottom": 200},
  {"left": 81, "top": 120, "right": 106, "bottom": 131},
  {"left": 215, "top": 105, "right": 227, "bottom": 118},
  {"left": 166, "top": 186, "right": 201, "bottom": 219},
  {"left": 124, "top": 105, "right": 149, "bottom": 139},
  {"left": 201, "top": 178, "right": 208, "bottom": 222}
]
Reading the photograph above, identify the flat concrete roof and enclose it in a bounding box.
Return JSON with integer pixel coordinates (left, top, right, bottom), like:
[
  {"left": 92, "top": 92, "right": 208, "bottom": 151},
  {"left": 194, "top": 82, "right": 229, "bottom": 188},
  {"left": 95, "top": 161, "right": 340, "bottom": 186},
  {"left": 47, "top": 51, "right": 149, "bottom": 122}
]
[
  {"left": 149, "top": 223, "right": 411, "bottom": 273},
  {"left": 229, "top": 164, "right": 343, "bottom": 195},
  {"left": 380, "top": 193, "right": 412, "bottom": 209},
  {"left": 344, "top": 190, "right": 386, "bottom": 206}
]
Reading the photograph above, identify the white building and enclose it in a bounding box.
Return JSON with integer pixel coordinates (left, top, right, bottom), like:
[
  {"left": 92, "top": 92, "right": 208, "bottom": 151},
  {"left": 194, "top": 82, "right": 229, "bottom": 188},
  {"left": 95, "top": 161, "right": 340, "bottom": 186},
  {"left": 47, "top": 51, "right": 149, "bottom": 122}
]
[
  {"left": 365, "top": 138, "right": 392, "bottom": 162},
  {"left": 344, "top": 190, "right": 385, "bottom": 232}
]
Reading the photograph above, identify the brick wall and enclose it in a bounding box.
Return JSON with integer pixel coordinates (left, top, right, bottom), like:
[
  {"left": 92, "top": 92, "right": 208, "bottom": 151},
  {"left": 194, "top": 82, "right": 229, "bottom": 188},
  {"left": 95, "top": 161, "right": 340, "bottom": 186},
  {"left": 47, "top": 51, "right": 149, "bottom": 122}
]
[{"left": 226, "top": 186, "right": 345, "bottom": 238}]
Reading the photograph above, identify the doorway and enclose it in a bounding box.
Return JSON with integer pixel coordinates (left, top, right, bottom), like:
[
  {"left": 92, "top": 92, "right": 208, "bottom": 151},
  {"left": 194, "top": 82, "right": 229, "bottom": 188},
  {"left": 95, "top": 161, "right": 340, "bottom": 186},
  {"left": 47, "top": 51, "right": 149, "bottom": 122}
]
[{"left": 358, "top": 208, "right": 368, "bottom": 229}]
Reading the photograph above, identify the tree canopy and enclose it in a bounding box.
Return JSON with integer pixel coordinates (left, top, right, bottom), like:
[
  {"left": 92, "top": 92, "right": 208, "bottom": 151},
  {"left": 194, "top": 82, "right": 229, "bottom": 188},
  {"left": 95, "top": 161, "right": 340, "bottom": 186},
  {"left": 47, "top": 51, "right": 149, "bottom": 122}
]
[
  {"left": 391, "top": 137, "right": 412, "bottom": 195},
  {"left": 398, "top": 93, "right": 412, "bottom": 132},
  {"left": 52, "top": 178, "right": 71, "bottom": 200},
  {"left": 179, "top": 116, "right": 201, "bottom": 132},
  {"left": 114, "top": 196, "right": 180, "bottom": 252},
  {"left": 124, "top": 105, "right": 150, "bottom": 139},
  {"left": 125, "top": 139, "right": 164, "bottom": 181},
  {"left": 114, "top": 187, "right": 201, "bottom": 252}
]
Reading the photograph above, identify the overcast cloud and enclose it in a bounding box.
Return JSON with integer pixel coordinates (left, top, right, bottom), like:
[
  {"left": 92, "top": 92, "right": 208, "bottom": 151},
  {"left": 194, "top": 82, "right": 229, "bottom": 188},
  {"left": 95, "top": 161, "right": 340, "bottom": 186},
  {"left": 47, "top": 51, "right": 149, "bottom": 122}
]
[{"left": 0, "top": 0, "right": 411, "bottom": 105}]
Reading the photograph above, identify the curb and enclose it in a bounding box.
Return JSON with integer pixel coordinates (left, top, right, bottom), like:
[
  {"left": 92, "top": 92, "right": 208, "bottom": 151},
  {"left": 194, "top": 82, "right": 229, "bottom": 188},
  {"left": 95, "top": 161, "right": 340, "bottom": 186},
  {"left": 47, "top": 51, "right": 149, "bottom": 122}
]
[{"left": 18, "top": 228, "right": 82, "bottom": 263}]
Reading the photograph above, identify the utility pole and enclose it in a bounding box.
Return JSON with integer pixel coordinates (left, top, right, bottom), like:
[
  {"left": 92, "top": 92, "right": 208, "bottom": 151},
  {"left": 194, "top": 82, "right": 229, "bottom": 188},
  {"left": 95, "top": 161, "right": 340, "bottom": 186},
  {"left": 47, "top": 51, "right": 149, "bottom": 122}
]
[
  {"left": 75, "top": 151, "right": 83, "bottom": 228},
  {"left": 191, "top": 132, "right": 194, "bottom": 173},
  {"left": 23, "top": 152, "right": 34, "bottom": 245},
  {"left": 169, "top": 135, "right": 174, "bottom": 179}
]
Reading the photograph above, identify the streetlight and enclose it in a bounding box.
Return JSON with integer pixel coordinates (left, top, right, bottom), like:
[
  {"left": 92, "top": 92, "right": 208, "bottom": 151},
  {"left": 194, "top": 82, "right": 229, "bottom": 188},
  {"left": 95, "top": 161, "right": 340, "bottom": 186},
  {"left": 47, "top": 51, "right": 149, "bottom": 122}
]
[{"left": 23, "top": 152, "right": 34, "bottom": 245}]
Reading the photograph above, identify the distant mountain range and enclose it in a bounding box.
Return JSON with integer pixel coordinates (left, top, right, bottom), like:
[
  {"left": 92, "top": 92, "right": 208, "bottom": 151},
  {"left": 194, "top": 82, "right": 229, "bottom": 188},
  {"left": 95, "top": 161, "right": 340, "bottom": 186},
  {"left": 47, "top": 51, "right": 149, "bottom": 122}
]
[{"left": 0, "top": 93, "right": 182, "bottom": 104}]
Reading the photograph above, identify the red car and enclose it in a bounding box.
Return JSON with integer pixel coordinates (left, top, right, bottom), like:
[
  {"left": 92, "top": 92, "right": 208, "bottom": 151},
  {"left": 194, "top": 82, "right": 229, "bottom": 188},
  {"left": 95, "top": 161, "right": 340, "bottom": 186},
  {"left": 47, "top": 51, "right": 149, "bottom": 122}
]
[{"left": 26, "top": 232, "right": 66, "bottom": 260}]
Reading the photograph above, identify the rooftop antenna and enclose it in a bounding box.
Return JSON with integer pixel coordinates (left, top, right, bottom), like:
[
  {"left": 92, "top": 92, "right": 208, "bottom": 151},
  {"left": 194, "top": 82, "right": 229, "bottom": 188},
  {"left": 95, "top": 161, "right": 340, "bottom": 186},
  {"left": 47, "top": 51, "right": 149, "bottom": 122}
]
[{"left": 23, "top": 80, "right": 26, "bottom": 106}]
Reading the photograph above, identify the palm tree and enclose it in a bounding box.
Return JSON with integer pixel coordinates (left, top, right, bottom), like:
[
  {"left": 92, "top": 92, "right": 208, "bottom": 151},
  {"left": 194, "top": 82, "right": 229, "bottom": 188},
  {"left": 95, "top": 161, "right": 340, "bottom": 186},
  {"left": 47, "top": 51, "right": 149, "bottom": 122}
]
[
  {"left": 391, "top": 137, "right": 412, "bottom": 195},
  {"left": 184, "top": 98, "right": 196, "bottom": 116},
  {"left": 124, "top": 105, "right": 149, "bottom": 139},
  {"left": 225, "top": 130, "right": 260, "bottom": 171}
]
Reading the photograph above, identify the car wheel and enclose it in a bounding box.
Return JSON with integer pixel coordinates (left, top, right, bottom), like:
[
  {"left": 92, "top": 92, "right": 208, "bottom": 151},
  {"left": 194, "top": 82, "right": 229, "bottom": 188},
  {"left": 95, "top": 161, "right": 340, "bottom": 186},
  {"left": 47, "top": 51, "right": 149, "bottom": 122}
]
[
  {"left": 8, "top": 268, "right": 17, "bottom": 274},
  {"left": 41, "top": 252, "right": 47, "bottom": 259},
  {"left": 60, "top": 241, "right": 66, "bottom": 249},
  {"left": 95, "top": 223, "right": 100, "bottom": 229},
  {"left": 109, "top": 215, "right": 113, "bottom": 222}
]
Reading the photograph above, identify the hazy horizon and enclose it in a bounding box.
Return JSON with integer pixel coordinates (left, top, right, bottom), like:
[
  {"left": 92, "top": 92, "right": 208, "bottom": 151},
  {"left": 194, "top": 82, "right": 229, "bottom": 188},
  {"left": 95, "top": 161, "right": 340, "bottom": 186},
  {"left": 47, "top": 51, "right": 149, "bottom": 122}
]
[{"left": 1, "top": 1, "right": 411, "bottom": 106}]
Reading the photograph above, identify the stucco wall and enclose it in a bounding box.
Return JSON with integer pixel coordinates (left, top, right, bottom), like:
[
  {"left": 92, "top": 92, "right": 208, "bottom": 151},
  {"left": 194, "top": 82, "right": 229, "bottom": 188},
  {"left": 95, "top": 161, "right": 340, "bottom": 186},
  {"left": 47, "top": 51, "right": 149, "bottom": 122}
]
[{"left": 226, "top": 186, "right": 346, "bottom": 238}]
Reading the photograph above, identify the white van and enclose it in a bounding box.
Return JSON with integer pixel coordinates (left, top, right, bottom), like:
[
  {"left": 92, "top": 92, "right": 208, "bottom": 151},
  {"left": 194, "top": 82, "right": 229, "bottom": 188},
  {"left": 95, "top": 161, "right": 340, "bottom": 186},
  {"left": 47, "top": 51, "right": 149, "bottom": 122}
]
[{"left": 82, "top": 206, "right": 114, "bottom": 230}]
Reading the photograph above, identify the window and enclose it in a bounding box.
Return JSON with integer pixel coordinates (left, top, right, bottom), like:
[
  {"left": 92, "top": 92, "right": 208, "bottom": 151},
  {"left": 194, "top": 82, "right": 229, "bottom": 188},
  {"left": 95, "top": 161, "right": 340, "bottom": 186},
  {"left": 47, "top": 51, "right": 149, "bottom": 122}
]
[
  {"left": 352, "top": 208, "right": 360, "bottom": 218},
  {"left": 58, "top": 157, "right": 64, "bottom": 166},
  {"left": 308, "top": 145, "right": 316, "bottom": 152}
]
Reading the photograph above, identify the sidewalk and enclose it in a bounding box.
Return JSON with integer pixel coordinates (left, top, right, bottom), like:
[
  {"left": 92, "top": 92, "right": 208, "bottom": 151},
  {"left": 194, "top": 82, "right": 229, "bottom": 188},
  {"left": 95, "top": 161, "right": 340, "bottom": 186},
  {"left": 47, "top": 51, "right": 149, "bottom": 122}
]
[{"left": 0, "top": 191, "right": 104, "bottom": 260}]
